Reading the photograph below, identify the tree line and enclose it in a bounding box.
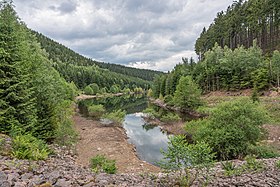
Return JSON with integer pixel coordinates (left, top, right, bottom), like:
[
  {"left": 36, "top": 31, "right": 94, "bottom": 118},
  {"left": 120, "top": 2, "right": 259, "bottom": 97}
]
[
  {"left": 195, "top": 0, "right": 280, "bottom": 59},
  {"left": 152, "top": 42, "right": 280, "bottom": 100}
]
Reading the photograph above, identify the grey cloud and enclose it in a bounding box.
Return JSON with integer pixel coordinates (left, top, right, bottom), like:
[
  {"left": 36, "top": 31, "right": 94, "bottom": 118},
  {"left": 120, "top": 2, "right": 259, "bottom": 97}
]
[{"left": 13, "top": 0, "right": 233, "bottom": 71}]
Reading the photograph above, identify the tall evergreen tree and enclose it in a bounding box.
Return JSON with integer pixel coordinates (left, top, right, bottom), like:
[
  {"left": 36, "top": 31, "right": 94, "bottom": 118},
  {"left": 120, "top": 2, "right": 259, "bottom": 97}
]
[{"left": 0, "top": 1, "right": 37, "bottom": 133}]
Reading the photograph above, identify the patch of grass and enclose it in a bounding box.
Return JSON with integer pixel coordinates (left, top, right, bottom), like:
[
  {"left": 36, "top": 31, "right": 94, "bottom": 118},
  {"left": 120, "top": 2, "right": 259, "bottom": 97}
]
[
  {"left": 90, "top": 154, "right": 117, "bottom": 174},
  {"left": 222, "top": 156, "right": 265, "bottom": 176},
  {"left": 248, "top": 144, "right": 280, "bottom": 158}
]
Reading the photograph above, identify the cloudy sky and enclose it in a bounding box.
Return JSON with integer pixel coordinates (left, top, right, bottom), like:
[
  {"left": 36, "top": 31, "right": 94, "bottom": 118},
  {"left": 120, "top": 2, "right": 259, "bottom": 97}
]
[{"left": 13, "top": 0, "right": 233, "bottom": 72}]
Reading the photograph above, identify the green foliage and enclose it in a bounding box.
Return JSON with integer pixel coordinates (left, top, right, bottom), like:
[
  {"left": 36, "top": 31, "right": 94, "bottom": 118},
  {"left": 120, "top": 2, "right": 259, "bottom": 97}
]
[
  {"left": 54, "top": 101, "right": 77, "bottom": 146},
  {"left": 0, "top": 1, "right": 37, "bottom": 135},
  {"left": 186, "top": 98, "right": 268, "bottom": 160},
  {"left": 89, "top": 83, "right": 99, "bottom": 94},
  {"left": 84, "top": 85, "right": 94, "bottom": 95},
  {"left": 160, "top": 135, "right": 215, "bottom": 170},
  {"left": 103, "top": 109, "right": 126, "bottom": 124},
  {"left": 90, "top": 154, "right": 117, "bottom": 174},
  {"left": 160, "top": 112, "right": 181, "bottom": 123},
  {"left": 222, "top": 156, "right": 265, "bottom": 176},
  {"left": 247, "top": 144, "right": 280, "bottom": 159},
  {"left": 163, "top": 95, "right": 173, "bottom": 105},
  {"left": 160, "top": 135, "right": 215, "bottom": 186},
  {"left": 88, "top": 104, "right": 105, "bottom": 118},
  {"left": 0, "top": 1, "right": 76, "bottom": 145},
  {"left": 195, "top": 0, "right": 280, "bottom": 57},
  {"left": 251, "top": 86, "right": 260, "bottom": 103},
  {"left": 243, "top": 155, "right": 265, "bottom": 171},
  {"left": 12, "top": 134, "right": 50, "bottom": 160},
  {"left": 272, "top": 50, "right": 280, "bottom": 87},
  {"left": 173, "top": 76, "right": 202, "bottom": 109}
]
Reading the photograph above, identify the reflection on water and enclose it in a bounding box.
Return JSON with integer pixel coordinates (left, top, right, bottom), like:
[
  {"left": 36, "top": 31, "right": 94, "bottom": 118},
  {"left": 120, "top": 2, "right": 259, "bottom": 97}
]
[
  {"left": 123, "top": 113, "right": 169, "bottom": 165},
  {"left": 78, "top": 94, "right": 170, "bottom": 165}
]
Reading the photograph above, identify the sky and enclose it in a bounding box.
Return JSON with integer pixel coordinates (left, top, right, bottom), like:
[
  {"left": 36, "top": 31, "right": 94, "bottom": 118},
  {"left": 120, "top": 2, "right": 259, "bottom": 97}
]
[{"left": 13, "top": 0, "right": 233, "bottom": 72}]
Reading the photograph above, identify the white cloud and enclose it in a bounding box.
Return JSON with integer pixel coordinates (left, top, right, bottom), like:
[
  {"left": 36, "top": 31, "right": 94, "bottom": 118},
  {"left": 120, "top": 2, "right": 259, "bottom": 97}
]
[{"left": 13, "top": 0, "right": 233, "bottom": 71}]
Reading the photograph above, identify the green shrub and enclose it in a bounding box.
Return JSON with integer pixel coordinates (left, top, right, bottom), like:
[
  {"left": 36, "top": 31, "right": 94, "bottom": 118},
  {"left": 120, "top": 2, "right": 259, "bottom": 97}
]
[
  {"left": 160, "top": 112, "right": 181, "bottom": 122},
  {"left": 88, "top": 104, "right": 105, "bottom": 118},
  {"left": 90, "top": 154, "right": 117, "bottom": 174},
  {"left": 12, "top": 134, "right": 50, "bottom": 160},
  {"left": 243, "top": 155, "right": 265, "bottom": 171},
  {"left": 84, "top": 85, "right": 94, "bottom": 95},
  {"left": 248, "top": 144, "right": 280, "bottom": 159},
  {"left": 186, "top": 98, "right": 268, "bottom": 160},
  {"left": 160, "top": 135, "right": 215, "bottom": 170},
  {"left": 160, "top": 135, "right": 215, "bottom": 186},
  {"left": 103, "top": 109, "right": 126, "bottom": 124}
]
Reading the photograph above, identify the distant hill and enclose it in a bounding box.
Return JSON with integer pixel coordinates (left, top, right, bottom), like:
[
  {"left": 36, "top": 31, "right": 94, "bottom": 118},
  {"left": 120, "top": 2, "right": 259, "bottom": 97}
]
[{"left": 32, "top": 31, "right": 163, "bottom": 88}]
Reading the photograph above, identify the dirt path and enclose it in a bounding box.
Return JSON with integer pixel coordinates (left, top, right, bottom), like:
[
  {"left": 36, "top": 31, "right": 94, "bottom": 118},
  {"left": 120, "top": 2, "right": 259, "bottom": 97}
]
[{"left": 73, "top": 113, "right": 160, "bottom": 174}]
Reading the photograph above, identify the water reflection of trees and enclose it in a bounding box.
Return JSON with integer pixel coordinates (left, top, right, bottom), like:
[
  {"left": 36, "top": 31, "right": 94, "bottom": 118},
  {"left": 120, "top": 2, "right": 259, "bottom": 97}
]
[{"left": 78, "top": 94, "right": 148, "bottom": 116}]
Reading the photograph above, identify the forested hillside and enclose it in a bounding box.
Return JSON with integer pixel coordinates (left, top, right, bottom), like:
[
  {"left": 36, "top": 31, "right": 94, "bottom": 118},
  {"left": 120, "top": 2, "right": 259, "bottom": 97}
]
[
  {"left": 153, "top": 42, "right": 280, "bottom": 99},
  {"left": 33, "top": 32, "right": 163, "bottom": 90},
  {"left": 195, "top": 0, "right": 280, "bottom": 58},
  {"left": 0, "top": 0, "right": 76, "bottom": 156}
]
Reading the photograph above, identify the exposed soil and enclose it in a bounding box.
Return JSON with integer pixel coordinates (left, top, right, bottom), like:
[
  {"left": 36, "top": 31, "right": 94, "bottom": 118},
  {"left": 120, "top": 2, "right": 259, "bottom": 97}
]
[{"left": 73, "top": 112, "right": 160, "bottom": 174}]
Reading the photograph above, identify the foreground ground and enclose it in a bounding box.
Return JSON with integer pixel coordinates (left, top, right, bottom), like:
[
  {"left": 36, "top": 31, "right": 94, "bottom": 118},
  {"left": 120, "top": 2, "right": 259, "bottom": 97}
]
[{"left": 1, "top": 92, "right": 280, "bottom": 186}]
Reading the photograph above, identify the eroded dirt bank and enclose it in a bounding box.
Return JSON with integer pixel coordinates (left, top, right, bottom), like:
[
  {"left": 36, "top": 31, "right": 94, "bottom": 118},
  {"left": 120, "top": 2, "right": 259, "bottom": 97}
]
[{"left": 73, "top": 112, "right": 160, "bottom": 173}]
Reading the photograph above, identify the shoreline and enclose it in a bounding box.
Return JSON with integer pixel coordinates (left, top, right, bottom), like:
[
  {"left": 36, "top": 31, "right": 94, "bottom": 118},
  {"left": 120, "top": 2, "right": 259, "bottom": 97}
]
[{"left": 73, "top": 112, "right": 160, "bottom": 173}]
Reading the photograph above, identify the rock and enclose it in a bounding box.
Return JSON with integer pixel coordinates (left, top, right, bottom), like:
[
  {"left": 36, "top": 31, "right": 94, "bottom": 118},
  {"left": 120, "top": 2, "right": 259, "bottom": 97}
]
[
  {"left": 54, "top": 179, "right": 71, "bottom": 187},
  {"left": 21, "top": 172, "right": 33, "bottom": 180},
  {"left": 97, "top": 147, "right": 101, "bottom": 151},
  {"left": 0, "top": 171, "right": 8, "bottom": 181},
  {"left": 0, "top": 181, "right": 11, "bottom": 187}
]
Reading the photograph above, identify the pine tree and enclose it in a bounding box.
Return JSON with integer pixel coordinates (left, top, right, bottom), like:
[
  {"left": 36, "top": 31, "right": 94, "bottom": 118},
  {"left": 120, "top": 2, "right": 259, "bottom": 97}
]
[
  {"left": 0, "top": 1, "right": 37, "bottom": 133},
  {"left": 173, "top": 76, "right": 202, "bottom": 109}
]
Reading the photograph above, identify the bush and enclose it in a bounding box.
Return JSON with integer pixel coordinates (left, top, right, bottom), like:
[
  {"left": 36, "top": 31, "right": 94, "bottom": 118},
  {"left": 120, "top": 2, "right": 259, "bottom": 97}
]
[
  {"left": 160, "top": 135, "right": 215, "bottom": 186},
  {"left": 12, "top": 134, "right": 50, "bottom": 160},
  {"left": 88, "top": 104, "right": 105, "bottom": 118},
  {"left": 160, "top": 112, "right": 181, "bottom": 122},
  {"left": 248, "top": 144, "right": 280, "bottom": 159},
  {"left": 84, "top": 85, "right": 94, "bottom": 95},
  {"left": 103, "top": 109, "right": 126, "bottom": 124},
  {"left": 186, "top": 98, "right": 268, "bottom": 160},
  {"left": 160, "top": 135, "right": 215, "bottom": 170},
  {"left": 90, "top": 154, "right": 117, "bottom": 174}
]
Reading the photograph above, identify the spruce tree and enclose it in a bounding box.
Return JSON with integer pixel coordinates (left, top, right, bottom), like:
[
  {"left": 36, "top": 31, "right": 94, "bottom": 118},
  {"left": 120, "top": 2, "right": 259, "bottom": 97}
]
[{"left": 0, "top": 1, "right": 37, "bottom": 134}]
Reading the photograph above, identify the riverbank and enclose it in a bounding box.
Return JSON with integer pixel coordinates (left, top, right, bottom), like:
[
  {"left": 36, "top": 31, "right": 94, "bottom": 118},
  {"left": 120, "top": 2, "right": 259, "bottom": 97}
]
[
  {"left": 73, "top": 112, "right": 160, "bottom": 173},
  {"left": 75, "top": 93, "right": 124, "bottom": 101}
]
